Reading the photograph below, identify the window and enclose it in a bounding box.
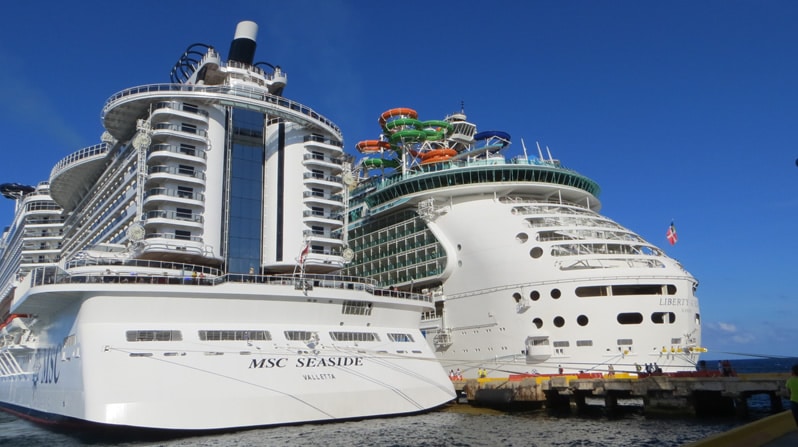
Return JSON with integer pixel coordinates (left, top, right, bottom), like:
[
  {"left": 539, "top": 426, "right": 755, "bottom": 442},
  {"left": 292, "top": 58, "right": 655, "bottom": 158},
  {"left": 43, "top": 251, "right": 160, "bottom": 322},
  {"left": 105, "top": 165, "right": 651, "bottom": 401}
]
[
  {"left": 199, "top": 330, "right": 271, "bottom": 341},
  {"left": 387, "top": 333, "right": 414, "bottom": 342},
  {"left": 177, "top": 186, "right": 194, "bottom": 199},
  {"left": 612, "top": 284, "right": 663, "bottom": 296},
  {"left": 175, "top": 230, "right": 191, "bottom": 240},
  {"left": 126, "top": 330, "right": 182, "bottom": 342},
  {"left": 284, "top": 331, "right": 314, "bottom": 341},
  {"left": 576, "top": 286, "right": 608, "bottom": 297},
  {"left": 179, "top": 144, "right": 196, "bottom": 156},
  {"left": 651, "top": 312, "right": 677, "bottom": 324},
  {"left": 329, "top": 332, "right": 379, "bottom": 342},
  {"left": 617, "top": 313, "right": 644, "bottom": 324},
  {"left": 178, "top": 165, "right": 195, "bottom": 176},
  {"left": 176, "top": 208, "right": 193, "bottom": 220},
  {"left": 181, "top": 123, "right": 197, "bottom": 134},
  {"left": 182, "top": 103, "right": 199, "bottom": 114},
  {"left": 342, "top": 301, "right": 372, "bottom": 316}
]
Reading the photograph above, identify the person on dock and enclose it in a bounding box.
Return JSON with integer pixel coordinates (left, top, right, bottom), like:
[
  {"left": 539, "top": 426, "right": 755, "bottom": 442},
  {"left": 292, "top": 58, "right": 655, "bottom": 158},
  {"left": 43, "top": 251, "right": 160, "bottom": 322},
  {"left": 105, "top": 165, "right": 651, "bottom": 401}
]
[{"left": 787, "top": 364, "right": 798, "bottom": 427}]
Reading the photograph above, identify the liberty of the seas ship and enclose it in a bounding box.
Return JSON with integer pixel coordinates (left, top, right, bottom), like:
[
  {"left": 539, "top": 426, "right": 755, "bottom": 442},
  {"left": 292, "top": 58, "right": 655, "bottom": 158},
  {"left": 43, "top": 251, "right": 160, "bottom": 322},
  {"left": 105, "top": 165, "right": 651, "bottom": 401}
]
[
  {"left": 0, "top": 22, "right": 455, "bottom": 431},
  {"left": 342, "top": 107, "right": 705, "bottom": 378}
]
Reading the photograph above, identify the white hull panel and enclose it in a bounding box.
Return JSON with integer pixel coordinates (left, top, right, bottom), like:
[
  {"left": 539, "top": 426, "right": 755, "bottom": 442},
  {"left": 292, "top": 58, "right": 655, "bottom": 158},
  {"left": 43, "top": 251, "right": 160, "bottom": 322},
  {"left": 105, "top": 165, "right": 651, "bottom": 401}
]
[{"left": 0, "top": 283, "right": 455, "bottom": 430}]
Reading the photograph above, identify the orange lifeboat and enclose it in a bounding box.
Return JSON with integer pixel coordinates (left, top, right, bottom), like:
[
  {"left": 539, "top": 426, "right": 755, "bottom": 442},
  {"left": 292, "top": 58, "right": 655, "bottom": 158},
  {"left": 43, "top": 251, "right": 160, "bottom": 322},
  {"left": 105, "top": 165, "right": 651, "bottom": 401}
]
[
  {"left": 355, "top": 140, "right": 391, "bottom": 153},
  {"left": 379, "top": 107, "right": 418, "bottom": 128}
]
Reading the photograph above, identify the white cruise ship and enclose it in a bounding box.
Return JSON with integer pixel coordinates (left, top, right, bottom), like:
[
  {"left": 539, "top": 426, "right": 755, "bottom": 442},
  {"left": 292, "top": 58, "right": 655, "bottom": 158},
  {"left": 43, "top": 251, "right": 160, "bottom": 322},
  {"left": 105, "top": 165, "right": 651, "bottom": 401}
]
[
  {"left": 343, "top": 107, "right": 704, "bottom": 378},
  {"left": 0, "top": 23, "right": 454, "bottom": 431}
]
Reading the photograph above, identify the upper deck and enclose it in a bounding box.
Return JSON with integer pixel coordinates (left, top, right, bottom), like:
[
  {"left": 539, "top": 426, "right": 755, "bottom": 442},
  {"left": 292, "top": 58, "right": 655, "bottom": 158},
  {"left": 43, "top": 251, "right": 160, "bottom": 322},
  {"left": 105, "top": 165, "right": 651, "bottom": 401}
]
[{"left": 352, "top": 156, "right": 602, "bottom": 212}]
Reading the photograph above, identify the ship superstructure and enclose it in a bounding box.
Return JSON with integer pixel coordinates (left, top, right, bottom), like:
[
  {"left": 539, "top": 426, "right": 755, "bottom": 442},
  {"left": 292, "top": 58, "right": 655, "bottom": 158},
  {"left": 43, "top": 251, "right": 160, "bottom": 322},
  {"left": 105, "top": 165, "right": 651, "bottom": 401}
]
[
  {"left": 343, "top": 107, "right": 703, "bottom": 377},
  {"left": 0, "top": 24, "right": 454, "bottom": 432}
]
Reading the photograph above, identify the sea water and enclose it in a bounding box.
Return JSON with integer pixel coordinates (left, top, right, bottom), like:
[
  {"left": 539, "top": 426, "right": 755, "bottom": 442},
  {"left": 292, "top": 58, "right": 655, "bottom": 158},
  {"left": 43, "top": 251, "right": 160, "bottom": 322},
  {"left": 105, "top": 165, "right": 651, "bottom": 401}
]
[{"left": 1, "top": 357, "right": 794, "bottom": 447}]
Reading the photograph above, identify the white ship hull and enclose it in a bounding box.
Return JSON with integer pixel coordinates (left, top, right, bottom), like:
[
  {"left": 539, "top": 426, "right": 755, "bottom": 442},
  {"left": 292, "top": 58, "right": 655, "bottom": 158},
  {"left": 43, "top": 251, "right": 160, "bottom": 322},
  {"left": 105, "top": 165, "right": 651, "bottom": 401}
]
[
  {"left": 0, "top": 277, "right": 454, "bottom": 430},
  {"left": 422, "top": 196, "right": 700, "bottom": 377}
]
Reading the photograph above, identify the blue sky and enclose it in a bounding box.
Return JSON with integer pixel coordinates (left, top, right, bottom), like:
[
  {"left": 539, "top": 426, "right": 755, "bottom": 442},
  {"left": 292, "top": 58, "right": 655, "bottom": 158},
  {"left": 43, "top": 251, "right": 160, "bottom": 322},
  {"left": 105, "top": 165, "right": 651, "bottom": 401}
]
[{"left": 1, "top": 1, "right": 796, "bottom": 362}]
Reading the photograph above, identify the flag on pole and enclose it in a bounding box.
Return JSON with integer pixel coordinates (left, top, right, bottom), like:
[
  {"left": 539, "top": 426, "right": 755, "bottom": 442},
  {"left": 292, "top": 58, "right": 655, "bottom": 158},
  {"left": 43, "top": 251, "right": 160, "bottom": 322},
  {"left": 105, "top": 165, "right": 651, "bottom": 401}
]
[
  {"left": 666, "top": 221, "right": 678, "bottom": 245},
  {"left": 299, "top": 242, "right": 310, "bottom": 265}
]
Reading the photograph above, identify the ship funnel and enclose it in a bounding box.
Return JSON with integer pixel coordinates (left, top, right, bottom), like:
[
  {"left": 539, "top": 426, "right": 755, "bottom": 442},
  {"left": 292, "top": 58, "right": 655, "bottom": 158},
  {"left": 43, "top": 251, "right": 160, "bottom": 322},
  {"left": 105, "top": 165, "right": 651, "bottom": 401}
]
[{"left": 228, "top": 21, "right": 258, "bottom": 65}]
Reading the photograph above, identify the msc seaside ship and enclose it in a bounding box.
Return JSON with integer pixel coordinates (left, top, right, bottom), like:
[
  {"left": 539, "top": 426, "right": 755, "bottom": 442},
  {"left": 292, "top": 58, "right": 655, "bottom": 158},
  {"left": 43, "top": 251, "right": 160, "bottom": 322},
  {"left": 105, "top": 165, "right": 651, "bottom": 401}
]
[
  {"left": 0, "top": 22, "right": 454, "bottom": 432},
  {"left": 343, "top": 107, "right": 704, "bottom": 378}
]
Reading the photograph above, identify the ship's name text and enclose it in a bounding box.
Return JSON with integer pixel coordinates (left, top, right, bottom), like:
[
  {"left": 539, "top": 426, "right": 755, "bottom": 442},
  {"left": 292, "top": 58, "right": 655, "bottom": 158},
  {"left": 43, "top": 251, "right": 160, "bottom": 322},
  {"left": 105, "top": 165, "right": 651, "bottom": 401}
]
[
  {"left": 658, "top": 298, "right": 692, "bottom": 306},
  {"left": 249, "top": 356, "right": 364, "bottom": 369},
  {"left": 33, "top": 345, "right": 62, "bottom": 386}
]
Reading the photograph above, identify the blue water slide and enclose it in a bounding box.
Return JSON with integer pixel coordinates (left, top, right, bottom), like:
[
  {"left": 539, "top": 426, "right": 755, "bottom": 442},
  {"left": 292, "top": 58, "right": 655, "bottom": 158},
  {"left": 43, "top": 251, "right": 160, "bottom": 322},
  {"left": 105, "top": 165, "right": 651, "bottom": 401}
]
[{"left": 474, "top": 130, "right": 511, "bottom": 148}]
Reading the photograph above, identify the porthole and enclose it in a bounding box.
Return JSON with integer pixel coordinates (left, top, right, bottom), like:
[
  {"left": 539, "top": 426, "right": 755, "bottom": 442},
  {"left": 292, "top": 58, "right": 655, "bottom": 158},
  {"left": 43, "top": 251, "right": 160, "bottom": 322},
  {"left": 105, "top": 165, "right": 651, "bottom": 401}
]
[
  {"left": 458, "top": 260, "right": 462, "bottom": 267},
  {"left": 577, "top": 315, "right": 589, "bottom": 326},
  {"left": 551, "top": 289, "right": 561, "bottom": 299},
  {"left": 457, "top": 244, "right": 462, "bottom": 251},
  {"left": 617, "top": 313, "right": 644, "bottom": 325},
  {"left": 516, "top": 233, "right": 529, "bottom": 243},
  {"left": 530, "top": 290, "right": 540, "bottom": 301},
  {"left": 651, "top": 312, "right": 676, "bottom": 324},
  {"left": 512, "top": 292, "right": 522, "bottom": 303},
  {"left": 553, "top": 316, "right": 565, "bottom": 327},
  {"left": 530, "top": 247, "right": 543, "bottom": 258},
  {"left": 532, "top": 318, "right": 543, "bottom": 329}
]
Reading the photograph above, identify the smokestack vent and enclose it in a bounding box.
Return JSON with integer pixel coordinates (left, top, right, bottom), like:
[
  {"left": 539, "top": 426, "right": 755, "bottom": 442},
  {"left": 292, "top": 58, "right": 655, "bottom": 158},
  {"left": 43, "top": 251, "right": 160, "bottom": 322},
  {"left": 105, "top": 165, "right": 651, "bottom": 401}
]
[{"left": 228, "top": 21, "right": 258, "bottom": 65}]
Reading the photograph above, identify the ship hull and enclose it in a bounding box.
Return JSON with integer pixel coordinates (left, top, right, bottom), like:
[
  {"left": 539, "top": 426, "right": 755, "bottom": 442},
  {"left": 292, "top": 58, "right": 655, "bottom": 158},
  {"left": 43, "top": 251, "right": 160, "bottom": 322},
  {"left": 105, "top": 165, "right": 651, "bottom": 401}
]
[
  {"left": 421, "top": 195, "right": 701, "bottom": 377},
  {"left": 0, "top": 281, "right": 455, "bottom": 430}
]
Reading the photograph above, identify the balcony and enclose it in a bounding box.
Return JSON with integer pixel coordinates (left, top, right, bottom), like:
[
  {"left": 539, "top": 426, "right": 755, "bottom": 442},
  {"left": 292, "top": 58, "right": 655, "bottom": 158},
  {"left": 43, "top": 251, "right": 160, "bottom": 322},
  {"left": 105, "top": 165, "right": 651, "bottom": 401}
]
[
  {"left": 151, "top": 123, "right": 207, "bottom": 143},
  {"left": 143, "top": 209, "right": 204, "bottom": 229},
  {"left": 143, "top": 188, "right": 204, "bottom": 206},
  {"left": 148, "top": 144, "right": 207, "bottom": 162},
  {"left": 147, "top": 165, "right": 206, "bottom": 185}
]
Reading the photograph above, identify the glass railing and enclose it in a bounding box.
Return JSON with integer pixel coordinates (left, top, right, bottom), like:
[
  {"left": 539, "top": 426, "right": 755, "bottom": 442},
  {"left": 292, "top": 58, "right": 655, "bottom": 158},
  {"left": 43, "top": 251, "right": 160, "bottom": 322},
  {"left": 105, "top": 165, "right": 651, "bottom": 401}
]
[
  {"left": 148, "top": 165, "right": 206, "bottom": 180},
  {"left": 27, "top": 266, "right": 431, "bottom": 304},
  {"left": 144, "top": 209, "right": 203, "bottom": 223},
  {"left": 144, "top": 188, "right": 204, "bottom": 201},
  {"left": 50, "top": 143, "right": 110, "bottom": 179},
  {"left": 102, "top": 84, "right": 341, "bottom": 136}
]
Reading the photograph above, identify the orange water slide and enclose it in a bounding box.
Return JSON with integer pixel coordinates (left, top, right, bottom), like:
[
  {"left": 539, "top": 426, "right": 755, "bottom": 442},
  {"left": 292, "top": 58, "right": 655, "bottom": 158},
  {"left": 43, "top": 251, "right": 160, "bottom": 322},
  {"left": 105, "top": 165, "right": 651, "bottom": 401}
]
[
  {"left": 355, "top": 140, "right": 391, "bottom": 153},
  {"left": 420, "top": 148, "right": 457, "bottom": 164},
  {"left": 378, "top": 107, "right": 418, "bottom": 128}
]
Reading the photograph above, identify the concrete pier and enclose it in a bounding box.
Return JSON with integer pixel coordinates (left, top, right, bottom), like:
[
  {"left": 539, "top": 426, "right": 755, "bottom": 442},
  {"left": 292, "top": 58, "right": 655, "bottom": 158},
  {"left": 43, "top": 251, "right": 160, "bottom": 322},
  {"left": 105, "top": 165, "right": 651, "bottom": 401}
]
[{"left": 455, "top": 372, "right": 789, "bottom": 417}]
